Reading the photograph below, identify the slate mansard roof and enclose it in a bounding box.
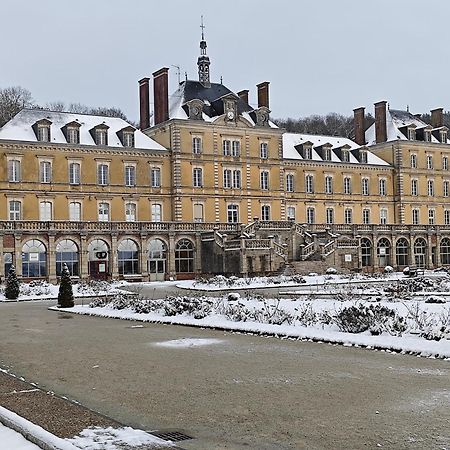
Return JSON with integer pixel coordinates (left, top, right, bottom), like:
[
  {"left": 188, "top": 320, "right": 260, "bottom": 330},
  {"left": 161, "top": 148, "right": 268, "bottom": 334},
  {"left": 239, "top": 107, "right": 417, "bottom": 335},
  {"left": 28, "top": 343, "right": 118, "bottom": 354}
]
[
  {"left": 0, "top": 109, "right": 166, "bottom": 151},
  {"left": 167, "top": 80, "right": 277, "bottom": 128}
]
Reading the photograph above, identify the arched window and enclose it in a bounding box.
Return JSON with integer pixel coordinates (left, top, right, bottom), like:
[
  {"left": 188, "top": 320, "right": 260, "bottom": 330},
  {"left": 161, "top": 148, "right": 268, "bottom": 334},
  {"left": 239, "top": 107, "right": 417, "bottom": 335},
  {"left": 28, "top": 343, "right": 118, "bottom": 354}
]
[
  {"left": 148, "top": 239, "right": 167, "bottom": 281},
  {"left": 56, "top": 239, "right": 79, "bottom": 276},
  {"left": 22, "top": 239, "right": 47, "bottom": 277},
  {"left": 361, "top": 238, "right": 372, "bottom": 267},
  {"left": 440, "top": 238, "right": 450, "bottom": 265},
  {"left": 175, "top": 239, "right": 194, "bottom": 273},
  {"left": 396, "top": 238, "right": 409, "bottom": 267},
  {"left": 377, "top": 238, "right": 391, "bottom": 267},
  {"left": 118, "top": 239, "right": 139, "bottom": 275},
  {"left": 414, "top": 238, "right": 427, "bottom": 268}
]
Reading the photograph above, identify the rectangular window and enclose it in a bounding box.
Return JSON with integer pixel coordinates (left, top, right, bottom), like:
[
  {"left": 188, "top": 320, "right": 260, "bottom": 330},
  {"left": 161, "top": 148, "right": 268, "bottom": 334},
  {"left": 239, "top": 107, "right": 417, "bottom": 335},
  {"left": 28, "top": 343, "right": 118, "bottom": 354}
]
[
  {"left": 151, "top": 167, "right": 161, "bottom": 188},
  {"left": 441, "top": 131, "right": 448, "bottom": 143},
  {"left": 428, "top": 209, "right": 435, "bottom": 225},
  {"left": 344, "top": 176, "right": 352, "bottom": 194},
  {"left": 95, "top": 129, "right": 107, "bottom": 146},
  {"left": 151, "top": 204, "right": 162, "bottom": 222},
  {"left": 380, "top": 208, "right": 388, "bottom": 225},
  {"left": 193, "top": 203, "right": 204, "bottom": 222},
  {"left": 444, "top": 180, "right": 449, "bottom": 197},
  {"left": 412, "top": 209, "right": 419, "bottom": 225},
  {"left": 193, "top": 168, "right": 203, "bottom": 187},
  {"left": 125, "top": 165, "right": 136, "bottom": 187},
  {"left": 8, "top": 160, "right": 21, "bottom": 182},
  {"left": 69, "top": 162, "right": 80, "bottom": 185},
  {"left": 427, "top": 179, "right": 434, "bottom": 196},
  {"left": 408, "top": 128, "right": 416, "bottom": 141},
  {"left": 223, "top": 140, "right": 231, "bottom": 156},
  {"left": 360, "top": 151, "right": 368, "bottom": 164},
  {"left": 286, "top": 174, "right": 294, "bottom": 192},
  {"left": 445, "top": 210, "right": 450, "bottom": 226},
  {"left": 125, "top": 202, "right": 136, "bottom": 222},
  {"left": 260, "top": 171, "right": 269, "bottom": 190},
  {"left": 231, "top": 140, "right": 240, "bottom": 157},
  {"left": 344, "top": 208, "right": 353, "bottom": 224},
  {"left": 9, "top": 201, "right": 21, "bottom": 221},
  {"left": 306, "top": 207, "right": 315, "bottom": 224},
  {"left": 361, "top": 178, "right": 369, "bottom": 196},
  {"left": 326, "top": 208, "right": 334, "bottom": 224},
  {"left": 261, "top": 205, "right": 270, "bottom": 221},
  {"left": 38, "top": 126, "right": 50, "bottom": 142},
  {"left": 39, "top": 201, "right": 52, "bottom": 221},
  {"left": 260, "top": 142, "right": 268, "bottom": 159},
  {"left": 69, "top": 202, "right": 81, "bottom": 221},
  {"left": 342, "top": 150, "right": 350, "bottom": 162},
  {"left": 98, "top": 202, "right": 109, "bottom": 222},
  {"left": 67, "top": 128, "right": 79, "bottom": 144},
  {"left": 411, "top": 179, "right": 418, "bottom": 196},
  {"left": 304, "top": 147, "right": 312, "bottom": 160},
  {"left": 223, "top": 169, "right": 231, "bottom": 188},
  {"left": 443, "top": 156, "right": 448, "bottom": 171},
  {"left": 233, "top": 170, "right": 241, "bottom": 189},
  {"left": 227, "top": 204, "right": 239, "bottom": 223},
  {"left": 39, "top": 161, "right": 52, "bottom": 183},
  {"left": 379, "top": 178, "right": 387, "bottom": 196},
  {"left": 97, "top": 164, "right": 109, "bottom": 185},
  {"left": 410, "top": 154, "right": 417, "bottom": 168},
  {"left": 305, "top": 175, "right": 314, "bottom": 193},
  {"left": 424, "top": 130, "right": 431, "bottom": 142},
  {"left": 123, "top": 132, "right": 134, "bottom": 148},
  {"left": 362, "top": 209, "right": 370, "bottom": 224},
  {"left": 427, "top": 155, "right": 433, "bottom": 169},
  {"left": 192, "top": 136, "right": 202, "bottom": 154},
  {"left": 324, "top": 148, "right": 331, "bottom": 161},
  {"left": 287, "top": 206, "right": 295, "bottom": 220},
  {"left": 325, "top": 176, "right": 333, "bottom": 194}
]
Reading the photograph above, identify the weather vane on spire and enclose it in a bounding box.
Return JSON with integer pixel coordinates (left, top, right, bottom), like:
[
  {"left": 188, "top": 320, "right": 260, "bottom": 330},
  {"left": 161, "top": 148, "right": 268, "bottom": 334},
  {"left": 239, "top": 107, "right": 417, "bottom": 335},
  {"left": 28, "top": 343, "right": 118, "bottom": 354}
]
[{"left": 200, "top": 15, "right": 205, "bottom": 41}]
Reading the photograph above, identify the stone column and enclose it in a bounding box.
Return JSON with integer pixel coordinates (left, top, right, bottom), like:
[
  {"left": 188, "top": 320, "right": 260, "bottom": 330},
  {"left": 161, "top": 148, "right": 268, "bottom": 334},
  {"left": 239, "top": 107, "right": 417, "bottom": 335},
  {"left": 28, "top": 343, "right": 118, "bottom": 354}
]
[
  {"left": 15, "top": 235, "right": 22, "bottom": 278},
  {"left": 48, "top": 234, "right": 57, "bottom": 284},
  {"left": 409, "top": 237, "right": 415, "bottom": 266},
  {"left": 168, "top": 233, "right": 176, "bottom": 280},
  {"left": 435, "top": 237, "right": 442, "bottom": 267},
  {"left": 195, "top": 232, "right": 202, "bottom": 275},
  {"left": 140, "top": 234, "right": 149, "bottom": 281},
  {"left": 0, "top": 234, "right": 4, "bottom": 281},
  {"left": 427, "top": 234, "right": 433, "bottom": 268},
  {"left": 111, "top": 234, "right": 119, "bottom": 279},
  {"left": 80, "top": 234, "right": 89, "bottom": 280}
]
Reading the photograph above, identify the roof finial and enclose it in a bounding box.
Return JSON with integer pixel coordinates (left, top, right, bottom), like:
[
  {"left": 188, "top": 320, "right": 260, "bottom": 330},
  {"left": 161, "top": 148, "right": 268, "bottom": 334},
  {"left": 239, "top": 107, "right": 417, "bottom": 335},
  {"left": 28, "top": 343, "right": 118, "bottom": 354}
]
[
  {"left": 200, "top": 15, "right": 205, "bottom": 41},
  {"left": 407, "top": 104, "right": 410, "bottom": 112},
  {"left": 197, "top": 15, "right": 211, "bottom": 86}
]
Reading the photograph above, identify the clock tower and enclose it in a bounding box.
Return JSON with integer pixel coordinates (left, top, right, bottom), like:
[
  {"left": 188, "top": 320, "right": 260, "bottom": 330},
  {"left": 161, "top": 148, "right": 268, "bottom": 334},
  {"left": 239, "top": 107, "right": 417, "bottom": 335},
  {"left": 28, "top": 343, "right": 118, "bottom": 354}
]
[{"left": 197, "top": 17, "right": 211, "bottom": 87}]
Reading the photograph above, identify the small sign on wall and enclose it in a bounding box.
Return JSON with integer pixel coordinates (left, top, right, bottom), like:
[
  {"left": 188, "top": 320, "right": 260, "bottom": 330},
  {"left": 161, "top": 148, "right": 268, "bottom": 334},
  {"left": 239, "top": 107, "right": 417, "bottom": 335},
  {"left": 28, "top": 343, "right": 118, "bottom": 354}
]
[
  {"left": 98, "top": 263, "right": 106, "bottom": 273},
  {"left": 344, "top": 254, "right": 352, "bottom": 262}
]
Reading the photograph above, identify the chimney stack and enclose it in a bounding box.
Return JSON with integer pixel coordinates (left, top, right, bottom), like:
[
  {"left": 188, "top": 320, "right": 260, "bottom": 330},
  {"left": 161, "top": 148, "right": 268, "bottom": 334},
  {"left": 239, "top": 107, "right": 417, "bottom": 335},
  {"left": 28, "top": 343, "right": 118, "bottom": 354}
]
[
  {"left": 257, "top": 82, "right": 270, "bottom": 109},
  {"left": 139, "top": 77, "right": 150, "bottom": 130},
  {"left": 237, "top": 90, "right": 249, "bottom": 105},
  {"left": 431, "top": 108, "right": 444, "bottom": 128},
  {"left": 353, "top": 107, "right": 365, "bottom": 146},
  {"left": 153, "top": 67, "right": 169, "bottom": 125},
  {"left": 374, "top": 101, "right": 388, "bottom": 144}
]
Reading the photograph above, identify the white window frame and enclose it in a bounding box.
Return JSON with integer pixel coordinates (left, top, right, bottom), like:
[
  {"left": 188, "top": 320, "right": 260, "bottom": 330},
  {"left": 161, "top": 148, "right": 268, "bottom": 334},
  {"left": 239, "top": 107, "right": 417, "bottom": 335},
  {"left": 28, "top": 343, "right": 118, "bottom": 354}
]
[
  {"left": 260, "top": 171, "right": 269, "bottom": 190},
  {"left": 69, "top": 161, "right": 81, "bottom": 185},
  {"left": 306, "top": 207, "right": 315, "bottom": 224},
  {"left": 362, "top": 208, "right": 370, "bottom": 224},
  {"left": 192, "top": 136, "right": 202, "bottom": 155},
  {"left": 286, "top": 206, "right": 296, "bottom": 221},
  {"left": 39, "top": 201, "right": 53, "bottom": 221},
  {"left": 261, "top": 204, "right": 271, "bottom": 221},
  {"left": 193, "top": 203, "right": 204, "bottom": 223},
  {"left": 7, "top": 157, "right": 21, "bottom": 183},
  {"left": 428, "top": 209, "right": 435, "bottom": 225},
  {"left": 227, "top": 204, "right": 239, "bottom": 223},
  {"left": 344, "top": 208, "right": 353, "bottom": 224},
  {"left": 410, "top": 154, "right": 417, "bottom": 168},
  {"left": 97, "top": 163, "right": 109, "bottom": 186},
  {"left": 260, "top": 142, "right": 268, "bottom": 159},
  {"left": 150, "top": 167, "right": 161, "bottom": 188},
  {"left": 412, "top": 209, "right": 420, "bottom": 225},
  {"left": 125, "top": 164, "right": 136, "bottom": 187},
  {"left": 305, "top": 174, "right": 314, "bottom": 194},
  {"left": 443, "top": 156, "right": 449, "bottom": 171},
  {"left": 444, "top": 180, "right": 449, "bottom": 198},
  {"left": 326, "top": 208, "right": 334, "bottom": 224},
  {"left": 343, "top": 176, "right": 352, "bottom": 195},
  {"left": 411, "top": 179, "right": 418, "bottom": 196},
  {"left": 9, "top": 200, "right": 22, "bottom": 221},
  {"left": 325, "top": 176, "right": 333, "bottom": 194},
  {"left": 427, "top": 179, "right": 434, "bottom": 196},
  {"left": 231, "top": 140, "right": 241, "bottom": 157},
  {"left": 193, "top": 167, "right": 203, "bottom": 188},
  {"left": 361, "top": 177, "right": 369, "bottom": 196},
  {"left": 380, "top": 208, "right": 388, "bottom": 225},
  {"left": 427, "top": 154, "right": 433, "bottom": 170},
  {"left": 445, "top": 210, "right": 450, "bottom": 225},
  {"left": 98, "top": 202, "right": 110, "bottom": 222},
  {"left": 151, "top": 203, "right": 162, "bottom": 222},
  {"left": 39, "top": 160, "right": 52, "bottom": 183},
  {"left": 286, "top": 173, "right": 294, "bottom": 192},
  {"left": 379, "top": 178, "right": 387, "bottom": 196},
  {"left": 68, "top": 201, "right": 81, "bottom": 221},
  {"left": 125, "top": 202, "right": 137, "bottom": 222},
  {"left": 232, "top": 169, "right": 241, "bottom": 189}
]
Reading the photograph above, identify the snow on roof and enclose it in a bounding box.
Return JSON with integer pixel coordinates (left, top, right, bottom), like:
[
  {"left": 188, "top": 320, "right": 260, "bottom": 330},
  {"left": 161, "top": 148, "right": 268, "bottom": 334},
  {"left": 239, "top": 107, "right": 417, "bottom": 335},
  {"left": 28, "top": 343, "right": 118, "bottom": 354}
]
[
  {"left": 0, "top": 109, "right": 166, "bottom": 151},
  {"left": 365, "top": 108, "right": 446, "bottom": 146},
  {"left": 282, "top": 132, "right": 389, "bottom": 166}
]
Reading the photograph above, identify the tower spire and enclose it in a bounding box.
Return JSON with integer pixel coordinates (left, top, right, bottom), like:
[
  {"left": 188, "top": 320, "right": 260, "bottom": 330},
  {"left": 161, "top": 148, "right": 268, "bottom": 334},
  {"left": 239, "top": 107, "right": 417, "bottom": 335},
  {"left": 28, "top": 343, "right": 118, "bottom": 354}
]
[{"left": 197, "top": 16, "right": 211, "bottom": 86}]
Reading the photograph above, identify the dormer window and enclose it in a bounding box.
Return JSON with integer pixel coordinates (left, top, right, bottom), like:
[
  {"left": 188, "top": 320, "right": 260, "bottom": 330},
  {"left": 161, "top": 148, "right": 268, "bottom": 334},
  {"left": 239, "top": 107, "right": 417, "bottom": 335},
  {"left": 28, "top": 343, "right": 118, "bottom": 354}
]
[
  {"left": 33, "top": 119, "right": 52, "bottom": 142},
  {"left": 304, "top": 146, "right": 312, "bottom": 160},
  {"left": 424, "top": 130, "right": 432, "bottom": 142},
  {"left": 123, "top": 132, "right": 134, "bottom": 148},
  {"left": 67, "top": 128, "right": 79, "bottom": 144},
  {"left": 408, "top": 127, "right": 416, "bottom": 141},
  {"left": 440, "top": 130, "right": 448, "bottom": 143},
  {"left": 324, "top": 148, "right": 332, "bottom": 161},
  {"left": 342, "top": 150, "right": 350, "bottom": 162},
  {"left": 360, "top": 150, "right": 368, "bottom": 164},
  {"left": 90, "top": 124, "right": 109, "bottom": 146}
]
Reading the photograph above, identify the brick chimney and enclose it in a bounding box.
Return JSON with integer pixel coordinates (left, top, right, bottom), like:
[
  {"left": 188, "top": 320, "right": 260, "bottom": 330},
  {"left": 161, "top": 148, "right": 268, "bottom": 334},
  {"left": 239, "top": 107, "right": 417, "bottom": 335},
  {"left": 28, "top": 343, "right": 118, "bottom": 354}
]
[
  {"left": 237, "top": 90, "right": 249, "bottom": 105},
  {"left": 139, "top": 78, "right": 150, "bottom": 130},
  {"left": 257, "top": 82, "right": 270, "bottom": 109},
  {"left": 353, "top": 107, "right": 365, "bottom": 146},
  {"left": 431, "top": 108, "right": 444, "bottom": 128},
  {"left": 374, "top": 101, "right": 388, "bottom": 144},
  {"left": 153, "top": 67, "right": 169, "bottom": 125}
]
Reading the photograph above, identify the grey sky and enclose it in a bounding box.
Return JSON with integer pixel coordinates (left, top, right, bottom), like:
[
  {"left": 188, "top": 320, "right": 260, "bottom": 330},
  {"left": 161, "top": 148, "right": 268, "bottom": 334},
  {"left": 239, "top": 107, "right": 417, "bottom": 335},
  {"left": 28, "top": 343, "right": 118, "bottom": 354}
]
[{"left": 2, "top": 0, "right": 449, "bottom": 122}]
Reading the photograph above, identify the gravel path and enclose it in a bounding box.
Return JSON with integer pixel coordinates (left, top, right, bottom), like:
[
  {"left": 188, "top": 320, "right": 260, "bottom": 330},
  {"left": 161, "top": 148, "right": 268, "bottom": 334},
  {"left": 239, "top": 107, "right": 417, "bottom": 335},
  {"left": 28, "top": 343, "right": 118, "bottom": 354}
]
[{"left": 0, "top": 299, "right": 449, "bottom": 450}]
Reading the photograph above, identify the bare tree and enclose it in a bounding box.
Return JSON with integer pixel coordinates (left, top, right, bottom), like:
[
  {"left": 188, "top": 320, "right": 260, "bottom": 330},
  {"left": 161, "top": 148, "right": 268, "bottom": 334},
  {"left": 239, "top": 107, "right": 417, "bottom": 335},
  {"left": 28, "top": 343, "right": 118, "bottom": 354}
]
[{"left": 0, "top": 86, "right": 34, "bottom": 127}]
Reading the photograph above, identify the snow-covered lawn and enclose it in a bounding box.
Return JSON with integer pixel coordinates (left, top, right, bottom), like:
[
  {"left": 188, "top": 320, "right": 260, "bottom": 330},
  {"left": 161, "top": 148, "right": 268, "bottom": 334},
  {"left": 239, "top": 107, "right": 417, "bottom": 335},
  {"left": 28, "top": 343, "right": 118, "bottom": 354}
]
[
  {"left": 0, "top": 423, "right": 40, "bottom": 450},
  {"left": 0, "top": 280, "right": 128, "bottom": 302},
  {"left": 53, "top": 289, "right": 450, "bottom": 359}
]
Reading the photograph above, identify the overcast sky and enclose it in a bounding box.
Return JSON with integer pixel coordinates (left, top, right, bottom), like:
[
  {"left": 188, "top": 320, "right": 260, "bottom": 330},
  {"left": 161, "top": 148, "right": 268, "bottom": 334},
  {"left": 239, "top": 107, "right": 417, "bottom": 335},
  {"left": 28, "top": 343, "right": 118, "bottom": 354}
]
[{"left": 2, "top": 0, "right": 449, "bottom": 122}]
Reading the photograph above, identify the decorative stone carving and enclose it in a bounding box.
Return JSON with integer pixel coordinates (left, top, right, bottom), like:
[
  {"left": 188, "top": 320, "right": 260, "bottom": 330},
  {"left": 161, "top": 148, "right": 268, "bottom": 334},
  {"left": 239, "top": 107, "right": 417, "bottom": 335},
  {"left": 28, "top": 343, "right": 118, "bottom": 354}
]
[
  {"left": 255, "top": 106, "right": 270, "bottom": 127},
  {"left": 187, "top": 99, "right": 204, "bottom": 120}
]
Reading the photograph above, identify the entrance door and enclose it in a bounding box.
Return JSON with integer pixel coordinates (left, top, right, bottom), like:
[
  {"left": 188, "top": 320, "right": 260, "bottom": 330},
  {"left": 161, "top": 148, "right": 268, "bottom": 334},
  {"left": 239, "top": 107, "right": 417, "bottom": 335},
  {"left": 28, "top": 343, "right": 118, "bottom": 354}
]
[
  {"left": 89, "top": 261, "right": 108, "bottom": 280},
  {"left": 149, "top": 259, "right": 165, "bottom": 281}
]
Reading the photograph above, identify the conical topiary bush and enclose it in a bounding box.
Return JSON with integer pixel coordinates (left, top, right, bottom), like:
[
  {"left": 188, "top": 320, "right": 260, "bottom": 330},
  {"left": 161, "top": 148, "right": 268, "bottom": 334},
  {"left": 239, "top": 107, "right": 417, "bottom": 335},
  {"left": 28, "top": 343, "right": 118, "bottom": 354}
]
[
  {"left": 5, "top": 265, "right": 20, "bottom": 300},
  {"left": 58, "top": 263, "right": 74, "bottom": 308}
]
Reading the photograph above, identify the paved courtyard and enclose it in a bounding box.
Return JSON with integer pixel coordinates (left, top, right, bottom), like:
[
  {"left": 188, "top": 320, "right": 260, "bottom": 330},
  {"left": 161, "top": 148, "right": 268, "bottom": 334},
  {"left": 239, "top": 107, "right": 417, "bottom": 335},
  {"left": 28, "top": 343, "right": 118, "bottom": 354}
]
[{"left": 0, "top": 298, "right": 449, "bottom": 449}]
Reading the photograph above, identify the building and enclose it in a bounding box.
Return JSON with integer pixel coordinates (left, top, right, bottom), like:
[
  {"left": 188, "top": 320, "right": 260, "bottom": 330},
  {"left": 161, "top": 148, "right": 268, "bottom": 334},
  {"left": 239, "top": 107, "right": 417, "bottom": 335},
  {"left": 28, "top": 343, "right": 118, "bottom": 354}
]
[{"left": 1, "top": 32, "right": 450, "bottom": 282}]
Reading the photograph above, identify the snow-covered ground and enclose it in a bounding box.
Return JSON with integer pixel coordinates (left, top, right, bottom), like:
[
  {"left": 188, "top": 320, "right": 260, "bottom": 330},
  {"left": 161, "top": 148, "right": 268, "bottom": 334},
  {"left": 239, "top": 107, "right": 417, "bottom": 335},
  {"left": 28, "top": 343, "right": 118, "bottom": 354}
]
[{"left": 0, "top": 423, "right": 40, "bottom": 450}]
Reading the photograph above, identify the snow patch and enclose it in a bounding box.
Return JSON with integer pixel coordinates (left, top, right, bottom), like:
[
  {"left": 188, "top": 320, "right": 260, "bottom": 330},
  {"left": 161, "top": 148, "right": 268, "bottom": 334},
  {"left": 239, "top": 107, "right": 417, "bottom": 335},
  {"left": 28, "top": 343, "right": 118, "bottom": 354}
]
[{"left": 153, "top": 338, "right": 224, "bottom": 348}]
